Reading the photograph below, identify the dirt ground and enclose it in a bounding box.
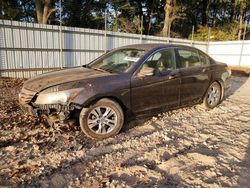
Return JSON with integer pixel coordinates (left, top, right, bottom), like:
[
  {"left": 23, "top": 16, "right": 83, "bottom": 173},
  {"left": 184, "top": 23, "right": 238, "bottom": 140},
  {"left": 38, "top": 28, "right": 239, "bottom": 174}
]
[{"left": 0, "top": 76, "right": 249, "bottom": 188}]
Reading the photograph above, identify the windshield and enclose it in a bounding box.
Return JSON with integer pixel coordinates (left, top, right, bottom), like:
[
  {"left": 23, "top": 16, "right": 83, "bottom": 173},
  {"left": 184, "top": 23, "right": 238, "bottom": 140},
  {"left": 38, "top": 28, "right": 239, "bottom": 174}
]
[{"left": 88, "top": 49, "right": 145, "bottom": 73}]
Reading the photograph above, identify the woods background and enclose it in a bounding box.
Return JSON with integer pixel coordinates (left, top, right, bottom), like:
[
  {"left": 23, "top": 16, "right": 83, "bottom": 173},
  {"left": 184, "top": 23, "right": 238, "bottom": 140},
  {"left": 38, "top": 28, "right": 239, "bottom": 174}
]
[{"left": 1, "top": 0, "right": 250, "bottom": 41}]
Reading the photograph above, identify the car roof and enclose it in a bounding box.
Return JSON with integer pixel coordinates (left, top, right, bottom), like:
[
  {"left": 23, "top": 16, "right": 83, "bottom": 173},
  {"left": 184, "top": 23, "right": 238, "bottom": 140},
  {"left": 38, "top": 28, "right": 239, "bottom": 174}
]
[{"left": 117, "top": 43, "right": 196, "bottom": 52}]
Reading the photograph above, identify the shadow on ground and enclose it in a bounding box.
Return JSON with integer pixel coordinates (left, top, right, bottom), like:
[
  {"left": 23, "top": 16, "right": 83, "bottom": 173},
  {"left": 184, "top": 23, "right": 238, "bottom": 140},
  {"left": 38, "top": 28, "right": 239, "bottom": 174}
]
[
  {"left": 224, "top": 76, "right": 248, "bottom": 98},
  {"left": 236, "top": 139, "right": 250, "bottom": 187},
  {"left": 0, "top": 76, "right": 249, "bottom": 187}
]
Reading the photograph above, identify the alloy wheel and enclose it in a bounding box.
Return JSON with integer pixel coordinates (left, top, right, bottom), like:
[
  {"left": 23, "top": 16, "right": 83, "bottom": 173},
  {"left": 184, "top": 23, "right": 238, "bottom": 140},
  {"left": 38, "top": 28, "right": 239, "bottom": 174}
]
[
  {"left": 87, "top": 106, "right": 118, "bottom": 134},
  {"left": 207, "top": 84, "right": 221, "bottom": 106}
]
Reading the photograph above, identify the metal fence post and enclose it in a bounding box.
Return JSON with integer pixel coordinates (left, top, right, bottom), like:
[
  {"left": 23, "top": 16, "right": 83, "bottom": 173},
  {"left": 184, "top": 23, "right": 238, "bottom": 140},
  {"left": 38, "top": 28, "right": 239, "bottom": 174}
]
[
  {"left": 206, "top": 27, "right": 211, "bottom": 53},
  {"left": 59, "top": 0, "right": 63, "bottom": 69},
  {"left": 104, "top": 9, "right": 107, "bottom": 53},
  {"left": 191, "top": 25, "right": 194, "bottom": 46},
  {"left": 239, "top": 22, "right": 247, "bottom": 66},
  {"left": 167, "top": 24, "right": 171, "bottom": 43},
  {"left": 140, "top": 15, "right": 143, "bottom": 43},
  {"left": 2, "top": 20, "right": 10, "bottom": 77}
]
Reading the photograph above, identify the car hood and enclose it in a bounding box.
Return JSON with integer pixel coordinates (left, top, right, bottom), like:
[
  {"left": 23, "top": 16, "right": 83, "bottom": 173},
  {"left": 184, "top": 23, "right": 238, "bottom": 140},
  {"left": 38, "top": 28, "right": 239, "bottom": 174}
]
[{"left": 23, "top": 67, "right": 110, "bottom": 92}]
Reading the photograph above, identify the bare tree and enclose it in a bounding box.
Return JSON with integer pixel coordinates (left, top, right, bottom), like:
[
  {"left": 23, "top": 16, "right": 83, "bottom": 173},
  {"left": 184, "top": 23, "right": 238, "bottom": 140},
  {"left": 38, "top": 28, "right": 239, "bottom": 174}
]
[
  {"left": 162, "top": 0, "right": 180, "bottom": 37},
  {"left": 237, "top": 0, "right": 245, "bottom": 40},
  {"left": 34, "top": 0, "right": 57, "bottom": 24}
]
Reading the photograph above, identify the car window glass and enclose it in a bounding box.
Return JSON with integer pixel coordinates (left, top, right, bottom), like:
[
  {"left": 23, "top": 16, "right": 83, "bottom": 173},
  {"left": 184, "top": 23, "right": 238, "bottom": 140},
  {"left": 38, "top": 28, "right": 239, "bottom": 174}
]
[
  {"left": 177, "top": 49, "right": 202, "bottom": 68},
  {"left": 141, "top": 48, "right": 176, "bottom": 76},
  {"left": 199, "top": 52, "right": 210, "bottom": 65},
  {"left": 103, "top": 51, "right": 125, "bottom": 65},
  {"left": 151, "top": 53, "right": 162, "bottom": 61},
  {"left": 89, "top": 49, "right": 145, "bottom": 73}
]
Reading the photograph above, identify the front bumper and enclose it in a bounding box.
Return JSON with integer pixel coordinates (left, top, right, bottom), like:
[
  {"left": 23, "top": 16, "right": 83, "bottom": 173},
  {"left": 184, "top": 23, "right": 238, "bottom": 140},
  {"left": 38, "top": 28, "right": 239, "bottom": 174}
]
[
  {"left": 19, "top": 102, "right": 75, "bottom": 116},
  {"left": 19, "top": 102, "right": 38, "bottom": 116},
  {"left": 19, "top": 87, "right": 79, "bottom": 123},
  {"left": 19, "top": 102, "right": 77, "bottom": 125}
]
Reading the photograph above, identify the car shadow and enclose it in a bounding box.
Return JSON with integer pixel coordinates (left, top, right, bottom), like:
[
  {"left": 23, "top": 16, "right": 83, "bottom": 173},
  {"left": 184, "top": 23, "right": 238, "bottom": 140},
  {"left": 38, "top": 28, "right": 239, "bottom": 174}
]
[
  {"left": 236, "top": 138, "right": 250, "bottom": 187},
  {"left": 224, "top": 76, "right": 248, "bottom": 99}
]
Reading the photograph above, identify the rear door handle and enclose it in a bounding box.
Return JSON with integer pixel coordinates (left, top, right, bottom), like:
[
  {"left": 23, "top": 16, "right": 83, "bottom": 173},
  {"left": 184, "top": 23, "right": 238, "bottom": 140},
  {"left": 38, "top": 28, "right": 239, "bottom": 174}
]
[{"left": 202, "top": 68, "right": 207, "bottom": 73}]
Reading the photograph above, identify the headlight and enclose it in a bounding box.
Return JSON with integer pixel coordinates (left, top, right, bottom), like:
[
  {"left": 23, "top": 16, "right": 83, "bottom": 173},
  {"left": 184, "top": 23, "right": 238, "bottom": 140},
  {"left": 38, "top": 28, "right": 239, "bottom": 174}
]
[{"left": 35, "top": 87, "right": 84, "bottom": 105}]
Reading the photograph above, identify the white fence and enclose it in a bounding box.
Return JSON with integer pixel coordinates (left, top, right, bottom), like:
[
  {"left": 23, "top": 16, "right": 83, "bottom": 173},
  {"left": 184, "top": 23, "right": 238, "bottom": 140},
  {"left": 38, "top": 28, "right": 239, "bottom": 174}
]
[
  {"left": 208, "top": 41, "right": 250, "bottom": 67},
  {"left": 0, "top": 20, "right": 249, "bottom": 78}
]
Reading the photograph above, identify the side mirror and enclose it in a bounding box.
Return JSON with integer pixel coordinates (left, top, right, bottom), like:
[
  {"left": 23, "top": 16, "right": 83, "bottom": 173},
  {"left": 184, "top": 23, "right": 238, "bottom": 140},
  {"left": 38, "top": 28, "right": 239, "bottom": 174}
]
[{"left": 138, "top": 66, "right": 155, "bottom": 77}]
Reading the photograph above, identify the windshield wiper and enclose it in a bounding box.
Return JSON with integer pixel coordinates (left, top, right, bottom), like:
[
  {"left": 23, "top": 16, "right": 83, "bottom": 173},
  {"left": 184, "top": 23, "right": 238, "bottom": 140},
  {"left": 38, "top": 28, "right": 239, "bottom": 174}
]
[
  {"left": 89, "top": 66, "right": 111, "bottom": 73},
  {"left": 82, "top": 64, "right": 89, "bottom": 68},
  {"left": 83, "top": 64, "right": 112, "bottom": 73}
]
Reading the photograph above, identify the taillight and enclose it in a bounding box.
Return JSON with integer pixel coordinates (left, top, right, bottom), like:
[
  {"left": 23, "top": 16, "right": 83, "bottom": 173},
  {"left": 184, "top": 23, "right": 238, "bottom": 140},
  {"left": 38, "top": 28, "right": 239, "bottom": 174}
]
[{"left": 225, "top": 66, "right": 231, "bottom": 76}]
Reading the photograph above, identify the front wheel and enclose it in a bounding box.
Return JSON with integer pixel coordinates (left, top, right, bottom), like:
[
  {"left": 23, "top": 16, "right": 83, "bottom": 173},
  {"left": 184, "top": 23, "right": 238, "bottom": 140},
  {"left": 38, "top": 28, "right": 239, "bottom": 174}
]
[
  {"left": 203, "top": 82, "right": 222, "bottom": 109},
  {"left": 79, "top": 98, "right": 124, "bottom": 140}
]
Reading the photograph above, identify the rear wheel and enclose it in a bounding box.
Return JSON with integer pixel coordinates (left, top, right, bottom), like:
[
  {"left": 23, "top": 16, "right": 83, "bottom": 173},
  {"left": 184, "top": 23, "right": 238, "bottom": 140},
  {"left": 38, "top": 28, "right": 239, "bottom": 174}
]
[
  {"left": 203, "top": 82, "right": 222, "bottom": 109},
  {"left": 79, "top": 98, "right": 124, "bottom": 140}
]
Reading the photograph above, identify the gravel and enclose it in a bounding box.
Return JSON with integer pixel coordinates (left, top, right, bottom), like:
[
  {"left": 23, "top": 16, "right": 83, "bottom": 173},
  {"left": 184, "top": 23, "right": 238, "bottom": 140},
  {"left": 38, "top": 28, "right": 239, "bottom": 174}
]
[{"left": 0, "top": 76, "right": 249, "bottom": 187}]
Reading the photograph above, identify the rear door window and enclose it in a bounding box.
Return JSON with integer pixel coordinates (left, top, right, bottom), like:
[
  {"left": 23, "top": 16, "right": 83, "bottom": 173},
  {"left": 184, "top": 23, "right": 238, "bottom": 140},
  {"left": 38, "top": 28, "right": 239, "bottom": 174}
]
[
  {"left": 199, "top": 52, "right": 210, "bottom": 65},
  {"left": 177, "top": 49, "right": 202, "bottom": 68}
]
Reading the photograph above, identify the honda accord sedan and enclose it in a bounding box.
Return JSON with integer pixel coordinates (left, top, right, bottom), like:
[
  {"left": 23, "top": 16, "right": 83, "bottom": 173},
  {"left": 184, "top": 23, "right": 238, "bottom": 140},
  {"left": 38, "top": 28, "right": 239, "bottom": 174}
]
[{"left": 19, "top": 44, "right": 231, "bottom": 140}]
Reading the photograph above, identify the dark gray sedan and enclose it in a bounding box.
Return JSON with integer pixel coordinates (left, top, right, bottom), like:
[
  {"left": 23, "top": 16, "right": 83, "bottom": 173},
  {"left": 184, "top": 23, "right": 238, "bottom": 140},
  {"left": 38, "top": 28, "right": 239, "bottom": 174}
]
[{"left": 19, "top": 44, "right": 231, "bottom": 140}]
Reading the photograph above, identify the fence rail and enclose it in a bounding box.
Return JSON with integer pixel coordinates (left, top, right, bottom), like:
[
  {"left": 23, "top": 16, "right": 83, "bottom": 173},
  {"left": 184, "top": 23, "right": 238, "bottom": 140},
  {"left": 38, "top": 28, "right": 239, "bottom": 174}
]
[{"left": 0, "top": 20, "right": 249, "bottom": 78}]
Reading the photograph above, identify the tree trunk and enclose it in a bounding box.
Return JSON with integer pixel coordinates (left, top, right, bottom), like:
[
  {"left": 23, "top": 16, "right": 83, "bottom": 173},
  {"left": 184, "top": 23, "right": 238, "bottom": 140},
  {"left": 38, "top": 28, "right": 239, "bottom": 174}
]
[
  {"left": 35, "top": 0, "right": 43, "bottom": 23},
  {"left": 34, "top": 0, "right": 57, "bottom": 24},
  {"left": 238, "top": 15, "right": 243, "bottom": 40},
  {"left": 230, "top": 0, "right": 236, "bottom": 21},
  {"left": 146, "top": 0, "right": 154, "bottom": 35},
  {"left": 201, "top": 0, "right": 210, "bottom": 26},
  {"left": 238, "top": 2, "right": 244, "bottom": 40},
  {"left": 162, "top": 0, "right": 174, "bottom": 37},
  {"left": 135, "top": 0, "right": 143, "bottom": 18},
  {"left": 212, "top": 7, "right": 218, "bottom": 26},
  {"left": 42, "top": 0, "right": 50, "bottom": 24},
  {"left": 70, "top": 0, "right": 82, "bottom": 27},
  {"left": 148, "top": 14, "right": 152, "bottom": 35}
]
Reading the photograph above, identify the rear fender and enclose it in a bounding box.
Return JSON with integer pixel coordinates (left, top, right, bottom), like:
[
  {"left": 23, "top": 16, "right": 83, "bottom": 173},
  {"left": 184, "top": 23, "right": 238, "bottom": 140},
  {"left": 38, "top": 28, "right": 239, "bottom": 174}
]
[{"left": 203, "top": 79, "right": 224, "bottom": 101}]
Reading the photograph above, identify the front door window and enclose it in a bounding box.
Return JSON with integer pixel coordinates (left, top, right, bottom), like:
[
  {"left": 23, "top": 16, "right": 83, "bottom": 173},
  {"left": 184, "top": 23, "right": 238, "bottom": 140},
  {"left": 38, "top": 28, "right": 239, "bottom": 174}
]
[{"left": 142, "top": 48, "right": 176, "bottom": 76}]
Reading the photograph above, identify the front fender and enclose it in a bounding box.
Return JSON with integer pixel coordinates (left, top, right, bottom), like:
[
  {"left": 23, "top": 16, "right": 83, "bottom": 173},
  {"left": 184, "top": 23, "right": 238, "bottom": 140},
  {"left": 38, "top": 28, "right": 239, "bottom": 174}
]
[{"left": 72, "top": 90, "right": 131, "bottom": 111}]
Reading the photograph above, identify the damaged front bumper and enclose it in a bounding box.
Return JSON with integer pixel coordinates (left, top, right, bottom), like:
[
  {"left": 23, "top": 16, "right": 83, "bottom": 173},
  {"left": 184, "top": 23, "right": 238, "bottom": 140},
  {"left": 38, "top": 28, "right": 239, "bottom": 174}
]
[
  {"left": 19, "top": 87, "right": 78, "bottom": 123},
  {"left": 20, "top": 102, "right": 77, "bottom": 123}
]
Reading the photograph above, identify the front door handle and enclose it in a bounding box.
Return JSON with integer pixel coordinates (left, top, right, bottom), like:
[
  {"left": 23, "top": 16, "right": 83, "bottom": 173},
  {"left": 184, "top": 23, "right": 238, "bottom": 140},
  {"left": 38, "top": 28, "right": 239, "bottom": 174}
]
[
  {"left": 167, "top": 72, "right": 180, "bottom": 80},
  {"left": 168, "top": 75, "right": 175, "bottom": 79}
]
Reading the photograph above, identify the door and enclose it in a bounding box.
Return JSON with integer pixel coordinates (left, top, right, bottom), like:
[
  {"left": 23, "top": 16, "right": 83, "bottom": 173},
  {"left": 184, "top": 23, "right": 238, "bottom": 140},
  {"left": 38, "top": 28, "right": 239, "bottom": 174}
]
[
  {"left": 176, "top": 48, "right": 210, "bottom": 106},
  {"left": 131, "top": 48, "right": 181, "bottom": 113}
]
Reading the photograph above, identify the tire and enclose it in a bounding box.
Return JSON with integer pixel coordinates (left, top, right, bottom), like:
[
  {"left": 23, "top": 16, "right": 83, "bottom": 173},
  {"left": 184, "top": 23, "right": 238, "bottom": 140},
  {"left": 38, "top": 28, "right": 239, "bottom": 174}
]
[
  {"left": 79, "top": 98, "right": 124, "bottom": 140},
  {"left": 203, "top": 82, "right": 222, "bottom": 109}
]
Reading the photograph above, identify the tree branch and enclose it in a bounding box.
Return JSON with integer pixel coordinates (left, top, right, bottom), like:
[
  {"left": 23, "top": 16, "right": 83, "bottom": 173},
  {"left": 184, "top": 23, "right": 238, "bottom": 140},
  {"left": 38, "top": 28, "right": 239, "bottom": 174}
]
[{"left": 45, "top": 7, "right": 58, "bottom": 21}]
